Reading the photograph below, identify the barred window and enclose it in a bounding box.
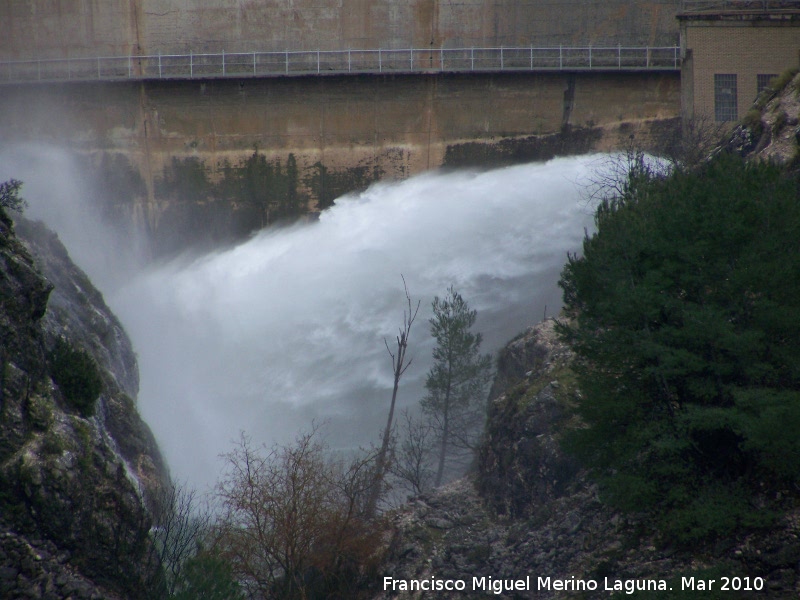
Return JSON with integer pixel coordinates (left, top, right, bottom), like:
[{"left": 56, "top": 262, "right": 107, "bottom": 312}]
[
  {"left": 714, "top": 74, "right": 738, "bottom": 122},
  {"left": 757, "top": 74, "right": 778, "bottom": 95}
]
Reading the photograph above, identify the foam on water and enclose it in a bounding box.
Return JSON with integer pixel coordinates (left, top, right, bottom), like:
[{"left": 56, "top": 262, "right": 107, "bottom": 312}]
[{"left": 1, "top": 148, "right": 600, "bottom": 489}]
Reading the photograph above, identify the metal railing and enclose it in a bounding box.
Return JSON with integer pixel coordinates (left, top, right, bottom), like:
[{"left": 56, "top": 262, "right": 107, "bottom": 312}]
[
  {"left": 680, "top": 0, "right": 800, "bottom": 11},
  {"left": 0, "top": 46, "right": 680, "bottom": 85}
]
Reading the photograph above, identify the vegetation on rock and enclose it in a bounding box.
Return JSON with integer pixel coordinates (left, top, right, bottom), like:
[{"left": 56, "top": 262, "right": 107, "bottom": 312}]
[
  {"left": 48, "top": 338, "right": 103, "bottom": 418},
  {"left": 558, "top": 152, "right": 800, "bottom": 545},
  {"left": 1, "top": 203, "right": 169, "bottom": 599},
  {"left": 0, "top": 178, "right": 26, "bottom": 230},
  {"left": 0, "top": 178, "right": 26, "bottom": 213}
]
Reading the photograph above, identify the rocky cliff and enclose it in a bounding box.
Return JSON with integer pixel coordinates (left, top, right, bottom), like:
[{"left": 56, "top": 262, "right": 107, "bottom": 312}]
[
  {"left": 0, "top": 213, "right": 169, "bottom": 599},
  {"left": 730, "top": 69, "right": 800, "bottom": 166},
  {"left": 375, "top": 319, "right": 800, "bottom": 598}
]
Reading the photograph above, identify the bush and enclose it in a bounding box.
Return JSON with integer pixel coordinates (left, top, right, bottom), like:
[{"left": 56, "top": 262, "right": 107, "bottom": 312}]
[
  {"left": 742, "top": 108, "right": 763, "bottom": 138},
  {"left": 49, "top": 339, "right": 103, "bottom": 417},
  {"left": 769, "top": 67, "right": 799, "bottom": 95},
  {"left": 558, "top": 153, "right": 800, "bottom": 545}
]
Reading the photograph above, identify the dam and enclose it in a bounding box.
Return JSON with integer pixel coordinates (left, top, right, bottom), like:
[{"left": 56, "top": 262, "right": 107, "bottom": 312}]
[{"left": 1, "top": 1, "right": 797, "bottom": 253}]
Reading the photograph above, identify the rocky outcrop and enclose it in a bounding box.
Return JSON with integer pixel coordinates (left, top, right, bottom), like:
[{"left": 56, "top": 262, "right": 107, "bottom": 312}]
[
  {"left": 0, "top": 214, "right": 168, "bottom": 599},
  {"left": 15, "top": 219, "right": 169, "bottom": 499},
  {"left": 728, "top": 69, "right": 800, "bottom": 165},
  {"left": 375, "top": 319, "right": 800, "bottom": 598},
  {"left": 478, "top": 320, "right": 579, "bottom": 519}
]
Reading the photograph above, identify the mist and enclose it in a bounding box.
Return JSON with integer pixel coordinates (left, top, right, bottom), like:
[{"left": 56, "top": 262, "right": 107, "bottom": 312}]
[
  {"left": 0, "top": 144, "right": 147, "bottom": 291},
  {"left": 0, "top": 147, "right": 599, "bottom": 490}
]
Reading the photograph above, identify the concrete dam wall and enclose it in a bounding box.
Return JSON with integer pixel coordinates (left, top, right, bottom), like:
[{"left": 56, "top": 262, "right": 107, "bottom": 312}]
[
  {"left": 0, "top": 1, "right": 683, "bottom": 254},
  {"left": 0, "top": 71, "right": 680, "bottom": 254},
  {"left": 1, "top": 1, "right": 681, "bottom": 60}
]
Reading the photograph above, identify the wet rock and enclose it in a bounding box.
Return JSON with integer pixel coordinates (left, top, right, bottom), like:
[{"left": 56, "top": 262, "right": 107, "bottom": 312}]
[{"left": 1, "top": 216, "right": 168, "bottom": 598}]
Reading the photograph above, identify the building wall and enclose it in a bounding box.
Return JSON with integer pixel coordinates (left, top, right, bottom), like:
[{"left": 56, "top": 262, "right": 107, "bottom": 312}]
[
  {"left": 683, "top": 19, "right": 800, "bottom": 120},
  {"left": 0, "top": 0, "right": 682, "bottom": 60}
]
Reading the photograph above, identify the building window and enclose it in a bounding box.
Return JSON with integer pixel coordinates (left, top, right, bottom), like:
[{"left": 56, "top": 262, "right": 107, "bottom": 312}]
[
  {"left": 714, "top": 74, "right": 738, "bottom": 122},
  {"left": 757, "top": 73, "right": 778, "bottom": 95}
]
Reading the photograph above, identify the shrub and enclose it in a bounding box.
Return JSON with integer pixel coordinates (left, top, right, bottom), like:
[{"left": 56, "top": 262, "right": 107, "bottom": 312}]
[
  {"left": 49, "top": 339, "right": 103, "bottom": 417},
  {"left": 769, "top": 67, "right": 799, "bottom": 95},
  {"left": 742, "top": 108, "right": 763, "bottom": 138}
]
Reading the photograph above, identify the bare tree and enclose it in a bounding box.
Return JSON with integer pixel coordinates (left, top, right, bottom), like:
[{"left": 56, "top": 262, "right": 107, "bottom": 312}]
[
  {"left": 365, "top": 276, "right": 420, "bottom": 517},
  {"left": 663, "top": 115, "right": 728, "bottom": 171},
  {"left": 583, "top": 143, "right": 667, "bottom": 208},
  {"left": 584, "top": 120, "right": 726, "bottom": 208},
  {"left": 389, "top": 409, "right": 435, "bottom": 497},
  {"left": 314, "top": 446, "right": 385, "bottom": 595},
  {"left": 148, "top": 481, "right": 213, "bottom": 596},
  {"left": 215, "top": 427, "right": 383, "bottom": 599}
]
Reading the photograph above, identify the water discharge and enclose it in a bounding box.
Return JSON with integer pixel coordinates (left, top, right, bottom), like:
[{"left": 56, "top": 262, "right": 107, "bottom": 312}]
[{"left": 1, "top": 149, "right": 600, "bottom": 490}]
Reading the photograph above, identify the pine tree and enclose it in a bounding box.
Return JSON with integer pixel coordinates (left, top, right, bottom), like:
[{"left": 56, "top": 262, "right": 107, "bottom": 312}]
[
  {"left": 422, "top": 287, "right": 492, "bottom": 487},
  {"left": 0, "top": 179, "right": 26, "bottom": 225}
]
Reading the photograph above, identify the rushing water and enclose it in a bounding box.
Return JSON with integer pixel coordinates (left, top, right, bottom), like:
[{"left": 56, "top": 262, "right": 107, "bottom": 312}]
[{"left": 1, "top": 148, "right": 599, "bottom": 490}]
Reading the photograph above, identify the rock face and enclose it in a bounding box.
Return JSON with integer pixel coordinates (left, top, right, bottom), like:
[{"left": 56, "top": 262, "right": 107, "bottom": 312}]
[
  {"left": 478, "top": 319, "right": 579, "bottom": 519},
  {"left": 729, "top": 69, "right": 800, "bottom": 165},
  {"left": 0, "top": 214, "right": 168, "bottom": 599},
  {"left": 375, "top": 319, "right": 800, "bottom": 598}
]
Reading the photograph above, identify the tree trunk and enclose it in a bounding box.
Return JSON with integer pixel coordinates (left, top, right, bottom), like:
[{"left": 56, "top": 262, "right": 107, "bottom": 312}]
[{"left": 434, "top": 374, "right": 452, "bottom": 488}]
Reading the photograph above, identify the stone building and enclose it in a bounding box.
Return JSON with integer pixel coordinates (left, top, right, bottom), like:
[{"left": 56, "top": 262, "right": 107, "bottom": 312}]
[{"left": 679, "top": 0, "right": 800, "bottom": 121}]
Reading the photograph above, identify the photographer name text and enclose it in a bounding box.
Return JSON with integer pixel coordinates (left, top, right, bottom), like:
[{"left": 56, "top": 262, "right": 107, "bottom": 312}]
[{"left": 383, "top": 575, "right": 765, "bottom": 595}]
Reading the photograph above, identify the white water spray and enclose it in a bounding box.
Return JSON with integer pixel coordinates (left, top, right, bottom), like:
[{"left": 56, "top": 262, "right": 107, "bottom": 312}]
[
  {"left": 1, "top": 148, "right": 600, "bottom": 490},
  {"left": 0, "top": 144, "right": 146, "bottom": 290}
]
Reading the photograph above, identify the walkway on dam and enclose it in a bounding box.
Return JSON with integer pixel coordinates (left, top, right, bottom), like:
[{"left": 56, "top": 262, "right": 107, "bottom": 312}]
[{"left": 0, "top": 45, "right": 680, "bottom": 85}]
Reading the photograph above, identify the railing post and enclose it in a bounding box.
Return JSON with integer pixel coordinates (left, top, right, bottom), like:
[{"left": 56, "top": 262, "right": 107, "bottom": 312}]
[
  {"left": 317, "top": 50, "right": 320, "bottom": 73},
  {"left": 471, "top": 47, "right": 474, "bottom": 71},
  {"left": 348, "top": 49, "right": 351, "bottom": 72},
  {"left": 559, "top": 45, "right": 562, "bottom": 70},
  {"left": 253, "top": 51, "right": 256, "bottom": 75},
  {"left": 646, "top": 47, "right": 650, "bottom": 69},
  {"left": 285, "top": 50, "right": 288, "bottom": 74},
  {"left": 500, "top": 46, "right": 504, "bottom": 70},
  {"left": 589, "top": 46, "right": 592, "bottom": 69},
  {"left": 410, "top": 48, "right": 413, "bottom": 70},
  {"left": 674, "top": 45, "right": 678, "bottom": 69},
  {"left": 379, "top": 48, "right": 381, "bottom": 73},
  {"left": 618, "top": 44, "right": 621, "bottom": 69},
  {"left": 158, "top": 52, "right": 162, "bottom": 78},
  {"left": 37, "top": 59, "right": 41, "bottom": 81},
  {"left": 440, "top": 46, "right": 443, "bottom": 70},
  {"left": 97, "top": 56, "right": 101, "bottom": 79},
  {"left": 128, "top": 55, "right": 131, "bottom": 78},
  {"left": 530, "top": 45, "right": 533, "bottom": 70},
  {"left": 190, "top": 51, "right": 193, "bottom": 78},
  {"left": 222, "top": 50, "right": 226, "bottom": 76}
]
